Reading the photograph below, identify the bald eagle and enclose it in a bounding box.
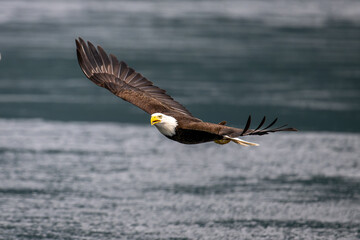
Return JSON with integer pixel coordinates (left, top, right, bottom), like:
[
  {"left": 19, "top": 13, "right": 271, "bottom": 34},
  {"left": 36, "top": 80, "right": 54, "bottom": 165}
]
[{"left": 76, "top": 38, "right": 296, "bottom": 146}]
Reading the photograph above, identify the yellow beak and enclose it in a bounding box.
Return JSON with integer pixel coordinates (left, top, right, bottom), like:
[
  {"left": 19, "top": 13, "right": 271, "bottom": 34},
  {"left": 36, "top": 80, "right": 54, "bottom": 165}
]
[{"left": 151, "top": 115, "right": 161, "bottom": 125}]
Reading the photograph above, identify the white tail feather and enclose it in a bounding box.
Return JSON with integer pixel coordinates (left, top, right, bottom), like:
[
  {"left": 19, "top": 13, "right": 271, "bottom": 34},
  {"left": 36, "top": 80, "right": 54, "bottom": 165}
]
[{"left": 224, "top": 135, "right": 259, "bottom": 146}]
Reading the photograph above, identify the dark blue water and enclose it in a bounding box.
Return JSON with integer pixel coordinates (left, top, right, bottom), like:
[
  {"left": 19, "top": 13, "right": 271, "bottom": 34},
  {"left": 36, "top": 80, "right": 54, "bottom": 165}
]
[
  {"left": 0, "top": 0, "right": 360, "bottom": 239},
  {"left": 1, "top": 0, "right": 359, "bottom": 131}
]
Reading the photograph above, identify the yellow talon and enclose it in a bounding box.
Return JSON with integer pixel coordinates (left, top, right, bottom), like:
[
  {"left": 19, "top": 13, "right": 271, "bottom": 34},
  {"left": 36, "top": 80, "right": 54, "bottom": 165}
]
[{"left": 214, "top": 139, "right": 231, "bottom": 145}]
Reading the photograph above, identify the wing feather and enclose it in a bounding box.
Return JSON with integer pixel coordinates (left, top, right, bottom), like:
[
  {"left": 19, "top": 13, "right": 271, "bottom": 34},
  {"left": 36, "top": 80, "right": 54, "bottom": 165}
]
[
  {"left": 88, "top": 42, "right": 103, "bottom": 71},
  {"left": 180, "top": 117, "right": 297, "bottom": 137},
  {"left": 254, "top": 116, "right": 266, "bottom": 131},
  {"left": 238, "top": 117, "right": 296, "bottom": 136},
  {"left": 76, "top": 38, "right": 194, "bottom": 116},
  {"left": 97, "top": 45, "right": 112, "bottom": 73},
  {"left": 110, "top": 54, "right": 120, "bottom": 77}
]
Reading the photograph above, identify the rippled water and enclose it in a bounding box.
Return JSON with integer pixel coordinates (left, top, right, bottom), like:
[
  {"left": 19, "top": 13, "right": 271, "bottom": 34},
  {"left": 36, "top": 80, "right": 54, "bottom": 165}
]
[
  {"left": 0, "top": 119, "right": 359, "bottom": 239},
  {"left": 1, "top": 0, "right": 360, "bottom": 239}
]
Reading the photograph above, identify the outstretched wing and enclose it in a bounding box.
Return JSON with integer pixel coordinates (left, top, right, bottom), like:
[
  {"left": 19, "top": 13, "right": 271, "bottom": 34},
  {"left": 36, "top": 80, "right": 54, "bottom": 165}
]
[
  {"left": 232, "top": 115, "right": 297, "bottom": 136},
  {"left": 76, "top": 38, "right": 194, "bottom": 116},
  {"left": 180, "top": 115, "right": 297, "bottom": 137}
]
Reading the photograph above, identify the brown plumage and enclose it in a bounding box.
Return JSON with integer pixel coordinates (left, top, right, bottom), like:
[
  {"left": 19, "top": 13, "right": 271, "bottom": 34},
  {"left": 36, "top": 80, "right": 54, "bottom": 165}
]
[{"left": 76, "top": 38, "right": 297, "bottom": 146}]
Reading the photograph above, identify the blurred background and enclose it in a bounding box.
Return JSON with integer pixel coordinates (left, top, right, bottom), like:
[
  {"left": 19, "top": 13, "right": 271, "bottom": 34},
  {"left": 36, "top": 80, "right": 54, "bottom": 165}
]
[
  {"left": 0, "top": 0, "right": 359, "bottom": 239},
  {"left": 1, "top": 0, "right": 359, "bottom": 131}
]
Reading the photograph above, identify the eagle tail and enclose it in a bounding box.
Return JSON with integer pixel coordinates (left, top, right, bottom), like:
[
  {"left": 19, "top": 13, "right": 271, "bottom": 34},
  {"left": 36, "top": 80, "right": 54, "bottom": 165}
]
[{"left": 214, "top": 135, "right": 259, "bottom": 146}]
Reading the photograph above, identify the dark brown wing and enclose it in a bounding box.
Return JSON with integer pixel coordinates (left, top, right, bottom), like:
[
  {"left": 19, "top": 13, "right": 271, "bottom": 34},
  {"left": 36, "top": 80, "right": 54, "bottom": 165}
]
[
  {"left": 76, "top": 38, "right": 194, "bottom": 116},
  {"left": 179, "top": 115, "right": 297, "bottom": 137},
  {"left": 235, "top": 115, "right": 297, "bottom": 136}
]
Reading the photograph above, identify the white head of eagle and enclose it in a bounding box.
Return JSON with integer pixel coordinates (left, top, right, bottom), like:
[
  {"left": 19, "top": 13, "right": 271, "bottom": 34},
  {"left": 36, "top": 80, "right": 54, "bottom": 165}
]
[{"left": 150, "top": 113, "right": 178, "bottom": 137}]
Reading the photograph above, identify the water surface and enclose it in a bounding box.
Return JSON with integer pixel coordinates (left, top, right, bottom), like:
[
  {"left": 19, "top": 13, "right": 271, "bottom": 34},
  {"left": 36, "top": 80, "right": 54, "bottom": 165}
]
[
  {"left": 0, "top": 1, "right": 360, "bottom": 239},
  {"left": 0, "top": 119, "right": 359, "bottom": 239}
]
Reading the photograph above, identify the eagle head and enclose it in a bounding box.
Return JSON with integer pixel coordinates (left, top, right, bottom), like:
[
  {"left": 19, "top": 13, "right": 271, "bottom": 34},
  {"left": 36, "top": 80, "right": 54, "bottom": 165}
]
[{"left": 150, "top": 113, "right": 178, "bottom": 137}]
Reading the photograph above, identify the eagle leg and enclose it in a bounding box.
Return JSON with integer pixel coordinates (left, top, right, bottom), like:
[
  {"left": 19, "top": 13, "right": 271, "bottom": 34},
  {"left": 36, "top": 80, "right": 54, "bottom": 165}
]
[
  {"left": 214, "top": 139, "right": 231, "bottom": 145},
  {"left": 214, "top": 135, "right": 259, "bottom": 146}
]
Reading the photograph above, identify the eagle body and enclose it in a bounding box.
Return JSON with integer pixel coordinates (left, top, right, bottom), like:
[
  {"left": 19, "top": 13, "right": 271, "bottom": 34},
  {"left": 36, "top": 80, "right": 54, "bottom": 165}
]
[
  {"left": 151, "top": 113, "right": 222, "bottom": 144},
  {"left": 169, "top": 121, "right": 224, "bottom": 145},
  {"left": 76, "top": 38, "right": 297, "bottom": 146},
  {"left": 170, "top": 129, "right": 223, "bottom": 144}
]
